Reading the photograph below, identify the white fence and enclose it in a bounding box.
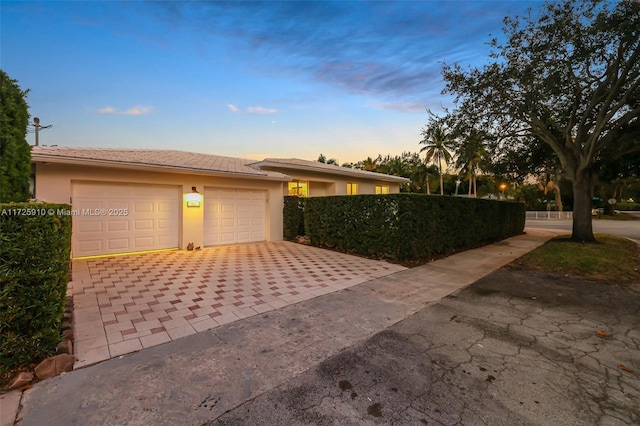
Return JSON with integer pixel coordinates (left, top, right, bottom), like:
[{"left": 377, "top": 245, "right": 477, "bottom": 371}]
[{"left": 526, "top": 211, "right": 573, "bottom": 220}]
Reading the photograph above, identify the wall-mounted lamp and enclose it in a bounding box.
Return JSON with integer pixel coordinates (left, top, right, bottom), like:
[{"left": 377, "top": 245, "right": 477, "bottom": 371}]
[{"left": 185, "top": 186, "right": 202, "bottom": 207}]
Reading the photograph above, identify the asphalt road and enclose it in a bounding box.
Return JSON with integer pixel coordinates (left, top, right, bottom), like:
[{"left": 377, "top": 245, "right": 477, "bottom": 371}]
[
  {"left": 526, "top": 215, "right": 640, "bottom": 242},
  {"left": 209, "top": 267, "right": 640, "bottom": 426}
]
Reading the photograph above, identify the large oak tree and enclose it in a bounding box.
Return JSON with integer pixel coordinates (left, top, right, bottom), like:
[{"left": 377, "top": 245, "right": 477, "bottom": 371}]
[{"left": 442, "top": 0, "right": 640, "bottom": 241}]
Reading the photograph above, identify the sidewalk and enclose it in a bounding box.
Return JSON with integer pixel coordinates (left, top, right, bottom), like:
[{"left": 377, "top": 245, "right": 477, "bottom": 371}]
[{"left": 3, "top": 229, "right": 563, "bottom": 426}]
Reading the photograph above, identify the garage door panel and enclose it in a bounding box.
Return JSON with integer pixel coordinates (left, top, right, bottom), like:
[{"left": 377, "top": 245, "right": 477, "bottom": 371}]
[
  {"left": 204, "top": 188, "right": 266, "bottom": 246},
  {"left": 72, "top": 183, "right": 179, "bottom": 257},
  {"left": 108, "top": 239, "right": 130, "bottom": 251},
  {"left": 108, "top": 220, "right": 129, "bottom": 232},
  {"left": 220, "top": 217, "right": 235, "bottom": 228},
  {"left": 220, "top": 190, "right": 236, "bottom": 199},
  {"left": 221, "top": 203, "right": 234, "bottom": 214},
  {"left": 134, "top": 201, "right": 154, "bottom": 213},
  {"left": 78, "top": 220, "right": 103, "bottom": 232},
  {"left": 158, "top": 202, "right": 174, "bottom": 212},
  {"left": 237, "top": 232, "right": 251, "bottom": 242},
  {"left": 134, "top": 236, "right": 154, "bottom": 248},
  {"left": 134, "top": 219, "right": 154, "bottom": 230},
  {"left": 107, "top": 200, "right": 130, "bottom": 209},
  {"left": 78, "top": 240, "right": 103, "bottom": 253},
  {"left": 220, "top": 232, "right": 236, "bottom": 243},
  {"left": 157, "top": 219, "right": 174, "bottom": 230}
]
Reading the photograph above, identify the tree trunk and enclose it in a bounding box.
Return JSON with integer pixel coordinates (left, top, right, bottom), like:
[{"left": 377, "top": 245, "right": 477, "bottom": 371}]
[
  {"left": 473, "top": 174, "right": 477, "bottom": 198},
  {"left": 438, "top": 154, "right": 444, "bottom": 195},
  {"left": 571, "top": 169, "right": 596, "bottom": 242},
  {"left": 554, "top": 170, "right": 563, "bottom": 212}
]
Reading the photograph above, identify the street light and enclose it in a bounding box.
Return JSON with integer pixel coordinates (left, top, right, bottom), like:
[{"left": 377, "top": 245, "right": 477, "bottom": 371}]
[
  {"left": 455, "top": 179, "right": 461, "bottom": 196},
  {"left": 31, "top": 117, "right": 53, "bottom": 146},
  {"left": 499, "top": 183, "right": 507, "bottom": 199}
]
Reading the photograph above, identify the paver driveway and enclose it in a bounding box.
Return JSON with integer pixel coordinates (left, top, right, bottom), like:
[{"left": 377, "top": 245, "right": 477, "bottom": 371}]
[{"left": 70, "top": 242, "right": 406, "bottom": 368}]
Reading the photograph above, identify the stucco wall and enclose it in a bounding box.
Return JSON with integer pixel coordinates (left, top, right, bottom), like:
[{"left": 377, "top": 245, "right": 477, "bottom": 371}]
[
  {"left": 35, "top": 163, "right": 284, "bottom": 252},
  {"left": 282, "top": 170, "right": 402, "bottom": 197}
]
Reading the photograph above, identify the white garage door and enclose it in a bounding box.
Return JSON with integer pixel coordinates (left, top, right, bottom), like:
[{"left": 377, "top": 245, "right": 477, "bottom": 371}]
[
  {"left": 204, "top": 188, "right": 266, "bottom": 246},
  {"left": 72, "top": 182, "right": 180, "bottom": 257}
]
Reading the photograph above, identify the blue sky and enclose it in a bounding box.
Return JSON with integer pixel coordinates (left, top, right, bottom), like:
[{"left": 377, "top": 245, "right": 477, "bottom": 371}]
[{"left": 1, "top": 1, "right": 538, "bottom": 163}]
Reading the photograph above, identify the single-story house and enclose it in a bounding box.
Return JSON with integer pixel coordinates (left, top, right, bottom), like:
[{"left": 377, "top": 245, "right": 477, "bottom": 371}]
[
  {"left": 250, "top": 158, "right": 407, "bottom": 197},
  {"left": 31, "top": 146, "right": 409, "bottom": 258}
]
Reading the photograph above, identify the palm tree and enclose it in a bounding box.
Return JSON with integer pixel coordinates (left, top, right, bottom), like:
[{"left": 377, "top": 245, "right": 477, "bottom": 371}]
[
  {"left": 455, "top": 129, "right": 488, "bottom": 198},
  {"left": 317, "top": 154, "right": 338, "bottom": 165},
  {"left": 410, "top": 161, "right": 437, "bottom": 194},
  {"left": 419, "top": 124, "right": 453, "bottom": 195},
  {"left": 384, "top": 155, "right": 409, "bottom": 178},
  {"left": 361, "top": 156, "right": 379, "bottom": 172}
]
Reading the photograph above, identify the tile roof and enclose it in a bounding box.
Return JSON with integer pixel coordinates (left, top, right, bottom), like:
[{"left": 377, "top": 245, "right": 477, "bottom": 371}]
[
  {"left": 31, "top": 146, "right": 290, "bottom": 180},
  {"left": 251, "top": 158, "right": 411, "bottom": 183}
]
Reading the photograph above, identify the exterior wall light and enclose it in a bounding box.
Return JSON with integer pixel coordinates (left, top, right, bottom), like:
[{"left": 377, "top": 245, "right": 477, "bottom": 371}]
[{"left": 185, "top": 186, "right": 202, "bottom": 207}]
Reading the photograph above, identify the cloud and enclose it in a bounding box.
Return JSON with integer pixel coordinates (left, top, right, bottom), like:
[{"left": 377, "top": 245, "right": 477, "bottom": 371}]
[
  {"left": 98, "top": 106, "right": 117, "bottom": 114},
  {"left": 145, "top": 1, "right": 530, "bottom": 105},
  {"left": 227, "top": 103, "right": 239, "bottom": 112},
  {"left": 371, "top": 102, "right": 427, "bottom": 113},
  {"left": 124, "top": 105, "right": 153, "bottom": 115},
  {"left": 246, "top": 106, "right": 276, "bottom": 115},
  {"left": 97, "top": 105, "right": 153, "bottom": 115}
]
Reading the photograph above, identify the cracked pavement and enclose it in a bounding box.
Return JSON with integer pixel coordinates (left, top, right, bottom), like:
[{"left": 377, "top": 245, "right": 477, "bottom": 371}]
[{"left": 209, "top": 269, "right": 640, "bottom": 426}]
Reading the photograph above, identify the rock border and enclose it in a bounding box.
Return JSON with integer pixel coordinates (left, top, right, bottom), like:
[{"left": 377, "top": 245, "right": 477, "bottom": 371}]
[{"left": 2, "top": 296, "right": 75, "bottom": 392}]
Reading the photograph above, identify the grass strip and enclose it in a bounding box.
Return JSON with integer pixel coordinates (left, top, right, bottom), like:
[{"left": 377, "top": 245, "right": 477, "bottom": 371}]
[{"left": 513, "top": 234, "right": 640, "bottom": 282}]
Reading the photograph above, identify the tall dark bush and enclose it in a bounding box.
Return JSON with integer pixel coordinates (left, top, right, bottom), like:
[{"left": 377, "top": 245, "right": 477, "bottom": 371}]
[
  {"left": 283, "top": 196, "right": 306, "bottom": 240},
  {"left": 0, "top": 203, "right": 72, "bottom": 373},
  {"left": 0, "top": 70, "right": 31, "bottom": 202},
  {"left": 303, "top": 194, "right": 524, "bottom": 261}
]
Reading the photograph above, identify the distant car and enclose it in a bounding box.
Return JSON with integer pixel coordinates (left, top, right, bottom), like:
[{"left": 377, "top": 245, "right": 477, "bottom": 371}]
[{"left": 592, "top": 208, "right": 619, "bottom": 216}]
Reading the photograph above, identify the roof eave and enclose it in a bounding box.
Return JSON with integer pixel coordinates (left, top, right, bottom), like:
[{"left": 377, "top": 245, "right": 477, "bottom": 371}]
[
  {"left": 252, "top": 160, "right": 410, "bottom": 183},
  {"left": 31, "top": 154, "right": 292, "bottom": 181}
]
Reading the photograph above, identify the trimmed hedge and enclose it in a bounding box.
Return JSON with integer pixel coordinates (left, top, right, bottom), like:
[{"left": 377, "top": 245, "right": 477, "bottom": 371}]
[
  {"left": 300, "top": 194, "right": 525, "bottom": 261},
  {"left": 0, "top": 202, "right": 72, "bottom": 373},
  {"left": 283, "top": 196, "right": 306, "bottom": 240}
]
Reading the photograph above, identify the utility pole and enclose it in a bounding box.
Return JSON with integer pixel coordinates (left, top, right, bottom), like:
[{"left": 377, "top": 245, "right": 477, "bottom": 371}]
[{"left": 31, "top": 117, "right": 53, "bottom": 146}]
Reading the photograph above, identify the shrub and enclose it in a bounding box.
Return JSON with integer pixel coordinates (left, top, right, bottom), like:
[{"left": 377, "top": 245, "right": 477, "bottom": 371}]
[
  {"left": 302, "top": 194, "right": 524, "bottom": 261},
  {"left": 616, "top": 202, "right": 640, "bottom": 211},
  {"left": 283, "top": 196, "right": 306, "bottom": 240},
  {"left": 0, "top": 202, "right": 72, "bottom": 373}
]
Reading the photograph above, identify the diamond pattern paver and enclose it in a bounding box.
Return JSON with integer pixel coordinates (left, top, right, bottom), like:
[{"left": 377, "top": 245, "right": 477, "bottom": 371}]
[{"left": 71, "top": 241, "right": 406, "bottom": 368}]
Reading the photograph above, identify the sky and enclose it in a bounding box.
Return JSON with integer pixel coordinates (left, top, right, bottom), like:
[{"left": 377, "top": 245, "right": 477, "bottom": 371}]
[{"left": 1, "top": 0, "right": 539, "bottom": 164}]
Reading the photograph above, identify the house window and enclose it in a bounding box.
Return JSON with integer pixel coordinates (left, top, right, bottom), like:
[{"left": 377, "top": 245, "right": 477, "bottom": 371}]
[
  {"left": 347, "top": 183, "right": 358, "bottom": 195},
  {"left": 288, "top": 181, "right": 309, "bottom": 197},
  {"left": 375, "top": 185, "right": 389, "bottom": 195}
]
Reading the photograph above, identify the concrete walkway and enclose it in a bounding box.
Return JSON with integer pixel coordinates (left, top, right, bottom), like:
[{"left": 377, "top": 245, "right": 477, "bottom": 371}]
[{"left": 3, "top": 229, "right": 563, "bottom": 426}]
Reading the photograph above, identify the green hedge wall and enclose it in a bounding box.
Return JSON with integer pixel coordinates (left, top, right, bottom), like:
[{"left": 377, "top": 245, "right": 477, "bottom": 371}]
[
  {"left": 0, "top": 202, "right": 72, "bottom": 373},
  {"left": 302, "top": 194, "right": 525, "bottom": 261},
  {"left": 283, "top": 196, "right": 306, "bottom": 240}
]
